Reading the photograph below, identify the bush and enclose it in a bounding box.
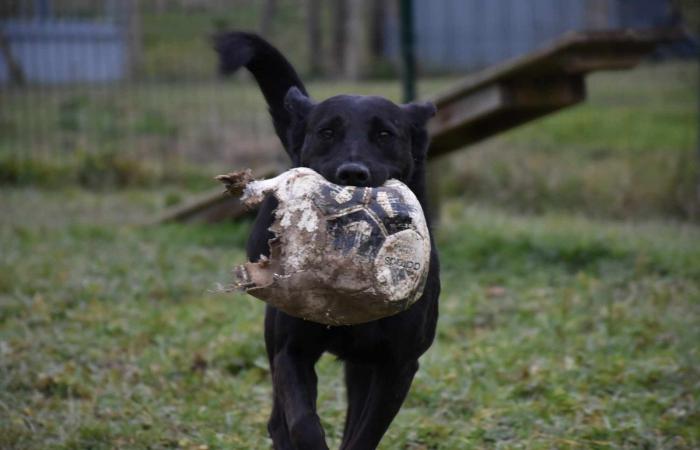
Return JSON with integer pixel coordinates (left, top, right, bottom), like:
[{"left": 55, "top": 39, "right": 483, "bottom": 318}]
[{"left": 0, "top": 152, "right": 212, "bottom": 190}]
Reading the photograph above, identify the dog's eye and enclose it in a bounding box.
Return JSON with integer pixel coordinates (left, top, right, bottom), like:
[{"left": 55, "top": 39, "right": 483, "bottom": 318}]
[
  {"left": 377, "top": 130, "right": 394, "bottom": 141},
  {"left": 318, "top": 128, "right": 334, "bottom": 140}
]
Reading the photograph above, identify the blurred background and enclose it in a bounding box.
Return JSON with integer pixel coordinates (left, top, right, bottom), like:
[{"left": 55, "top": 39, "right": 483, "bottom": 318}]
[
  {"left": 2, "top": 1, "right": 700, "bottom": 449},
  {"left": 1, "top": 0, "right": 698, "bottom": 220}
]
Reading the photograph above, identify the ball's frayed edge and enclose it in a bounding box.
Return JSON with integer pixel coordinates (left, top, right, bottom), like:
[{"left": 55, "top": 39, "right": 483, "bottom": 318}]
[{"left": 215, "top": 168, "right": 255, "bottom": 199}]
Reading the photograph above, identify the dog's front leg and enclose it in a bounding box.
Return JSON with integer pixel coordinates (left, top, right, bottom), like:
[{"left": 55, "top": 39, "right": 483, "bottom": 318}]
[
  {"left": 340, "top": 359, "right": 419, "bottom": 450},
  {"left": 342, "top": 361, "right": 374, "bottom": 441},
  {"left": 272, "top": 348, "right": 328, "bottom": 450}
]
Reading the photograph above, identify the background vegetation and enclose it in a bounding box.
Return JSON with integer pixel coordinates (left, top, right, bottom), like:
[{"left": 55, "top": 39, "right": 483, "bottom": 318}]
[
  {"left": 0, "top": 1, "right": 698, "bottom": 449},
  {"left": 2, "top": 62, "right": 697, "bottom": 220}
]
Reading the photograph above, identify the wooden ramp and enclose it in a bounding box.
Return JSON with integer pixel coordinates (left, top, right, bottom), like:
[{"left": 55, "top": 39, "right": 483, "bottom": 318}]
[
  {"left": 156, "top": 166, "right": 278, "bottom": 224},
  {"left": 427, "top": 29, "right": 678, "bottom": 157},
  {"left": 159, "top": 29, "right": 677, "bottom": 224}
]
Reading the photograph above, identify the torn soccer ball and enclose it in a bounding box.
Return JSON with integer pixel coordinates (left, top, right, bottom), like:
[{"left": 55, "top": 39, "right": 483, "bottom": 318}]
[{"left": 217, "top": 167, "right": 431, "bottom": 326}]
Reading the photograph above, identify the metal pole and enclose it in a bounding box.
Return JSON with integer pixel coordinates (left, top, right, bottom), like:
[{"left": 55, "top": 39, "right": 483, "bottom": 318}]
[
  {"left": 399, "top": 0, "right": 416, "bottom": 102},
  {"left": 399, "top": 0, "right": 442, "bottom": 224},
  {"left": 696, "top": 45, "right": 699, "bottom": 216}
]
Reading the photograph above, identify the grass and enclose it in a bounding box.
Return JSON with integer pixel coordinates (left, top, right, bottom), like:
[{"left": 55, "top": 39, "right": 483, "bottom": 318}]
[
  {"left": 437, "top": 62, "right": 699, "bottom": 220},
  {"left": 1, "top": 189, "right": 699, "bottom": 449},
  {"left": 1, "top": 6, "right": 697, "bottom": 448},
  {"left": 138, "top": 0, "right": 308, "bottom": 81},
  {"left": 1, "top": 61, "right": 697, "bottom": 219}
]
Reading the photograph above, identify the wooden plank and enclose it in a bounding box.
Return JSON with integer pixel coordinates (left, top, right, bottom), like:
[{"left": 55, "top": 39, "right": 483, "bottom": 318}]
[
  {"left": 157, "top": 189, "right": 248, "bottom": 224},
  {"left": 429, "top": 29, "right": 676, "bottom": 106},
  {"left": 426, "top": 29, "right": 681, "bottom": 157},
  {"left": 156, "top": 167, "right": 278, "bottom": 224},
  {"left": 505, "top": 76, "right": 586, "bottom": 108},
  {"left": 429, "top": 75, "right": 585, "bottom": 156},
  {"left": 427, "top": 83, "right": 506, "bottom": 139}
]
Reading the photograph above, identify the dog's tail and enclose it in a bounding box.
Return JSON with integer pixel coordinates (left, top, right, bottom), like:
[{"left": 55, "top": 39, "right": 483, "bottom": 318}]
[{"left": 214, "top": 32, "right": 308, "bottom": 151}]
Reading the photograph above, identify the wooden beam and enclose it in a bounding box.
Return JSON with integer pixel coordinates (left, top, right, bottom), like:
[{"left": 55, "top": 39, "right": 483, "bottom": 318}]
[
  {"left": 426, "top": 29, "right": 682, "bottom": 158},
  {"left": 157, "top": 189, "right": 250, "bottom": 224},
  {"left": 156, "top": 167, "right": 277, "bottom": 224},
  {"left": 428, "top": 76, "right": 585, "bottom": 157}
]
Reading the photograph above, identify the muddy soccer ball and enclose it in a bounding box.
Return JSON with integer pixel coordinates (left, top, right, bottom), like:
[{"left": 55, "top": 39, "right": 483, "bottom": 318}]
[{"left": 217, "top": 167, "right": 431, "bottom": 326}]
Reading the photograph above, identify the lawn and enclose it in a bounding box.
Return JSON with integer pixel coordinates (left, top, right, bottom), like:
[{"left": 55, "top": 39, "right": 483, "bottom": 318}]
[
  {"left": 436, "top": 62, "right": 699, "bottom": 220},
  {"left": 0, "top": 51, "right": 698, "bottom": 449},
  {"left": 1, "top": 188, "right": 698, "bottom": 449},
  {"left": 1, "top": 62, "right": 697, "bottom": 219}
]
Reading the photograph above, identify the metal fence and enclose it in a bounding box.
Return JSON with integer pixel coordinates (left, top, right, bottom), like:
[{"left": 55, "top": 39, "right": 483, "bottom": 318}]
[
  {"left": 0, "top": 1, "right": 286, "bottom": 187},
  {"left": 0, "top": 0, "right": 693, "bottom": 189}
]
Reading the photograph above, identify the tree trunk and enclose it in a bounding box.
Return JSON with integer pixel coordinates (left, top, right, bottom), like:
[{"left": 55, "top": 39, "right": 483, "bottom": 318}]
[
  {"left": 124, "top": 0, "right": 142, "bottom": 80},
  {"left": 0, "top": 29, "right": 25, "bottom": 86},
  {"left": 344, "top": 0, "right": 364, "bottom": 80},
  {"left": 259, "top": 0, "right": 277, "bottom": 37},
  {"left": 307, "top": 0, "right": 323, "bottom": 76},
  {"left": 369, "top": 0, "right": 386, "bottom": 61},
  {"left": 332, "top": 0, "right": 348, "bottom": 76}
]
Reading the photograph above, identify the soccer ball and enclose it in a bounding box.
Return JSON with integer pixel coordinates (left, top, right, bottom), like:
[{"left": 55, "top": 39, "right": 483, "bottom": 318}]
[{"left": 219, "top": 167, "right": 431, "bottom": 326}]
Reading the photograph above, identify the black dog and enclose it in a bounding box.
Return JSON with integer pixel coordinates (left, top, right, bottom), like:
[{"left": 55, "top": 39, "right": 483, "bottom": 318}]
[{"left": 216, "top": 32, "right": 440, "bottom": 450}]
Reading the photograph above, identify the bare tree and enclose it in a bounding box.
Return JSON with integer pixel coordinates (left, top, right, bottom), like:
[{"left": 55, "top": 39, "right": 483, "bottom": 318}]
[
  {"left": 259, "top": 0, "right": 277, "bottom": 37},
  {"left": 307, "top": 0, "right": 323, "bottom": 76},
  {"left": 369, "top": 0, "right": 386, "bottom": 61},
  {"left": 124, "top": 0, "right": 142, "bottom": 80},
  {"left": 0, "top": 0, "right": 20, "bottom": 18},
  {"left": 0, "top": 29, "right": 25, "bottom": 86},
  {"left": 332, "top": 0, "right": 348, "bottom": 76},
  {"left": 344, "top": 0, "right": 364, "bottom": 80}
]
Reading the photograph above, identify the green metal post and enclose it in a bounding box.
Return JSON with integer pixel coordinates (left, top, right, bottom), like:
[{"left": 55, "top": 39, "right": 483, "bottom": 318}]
[
  {"left": 399, "top": 0, "right": 416, "bottom": 102},
  {"left": 399, "top": 0, "right": 441, "bottom": 224}
]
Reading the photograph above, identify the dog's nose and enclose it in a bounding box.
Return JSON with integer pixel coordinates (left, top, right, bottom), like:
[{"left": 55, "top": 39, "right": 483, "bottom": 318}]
[{"left": 335, "top": 163, "right": 370, "bottom": 186}]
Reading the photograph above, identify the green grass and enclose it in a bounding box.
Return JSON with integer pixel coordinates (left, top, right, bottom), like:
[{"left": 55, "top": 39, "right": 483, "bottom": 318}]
[
  {"left": 501, "top": 63, "right": 697, "bottom": 153},
  {"left": 1, "top": 6, "right": 697, "bottom": 447},
  {"left": 438, "top": 62, "right": 699, "bottom": 220},
  {"left": 1, "top": 62, "right": 697, "bottom": 218},
  {"left": 139, "top": 1, "right": 307, "bottom": 81},
  {"left": 1, "top": 189, "right": 699, "bottom": 449}
]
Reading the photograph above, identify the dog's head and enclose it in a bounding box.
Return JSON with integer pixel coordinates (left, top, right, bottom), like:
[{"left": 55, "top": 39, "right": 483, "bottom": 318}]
[{"left": 284, "top": 87, "right": 436, "bottom": 188}]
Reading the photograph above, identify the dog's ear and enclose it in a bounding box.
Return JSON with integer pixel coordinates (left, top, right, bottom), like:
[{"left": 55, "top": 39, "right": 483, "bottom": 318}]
[
  {"left": 402, "top": 101, "right": 436, "bottom": 162},
  {"left": 284, "top": 87, "right": 315, "bottom": 165},
  {"left": 284, "top": 86, "right": 315, "bottom": 120},
  {"left": 400, "top": 102, "right": 436, "bottom": 200},
  {"left": 402, "top": 101, "right": 436, "bottom": 129}
]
